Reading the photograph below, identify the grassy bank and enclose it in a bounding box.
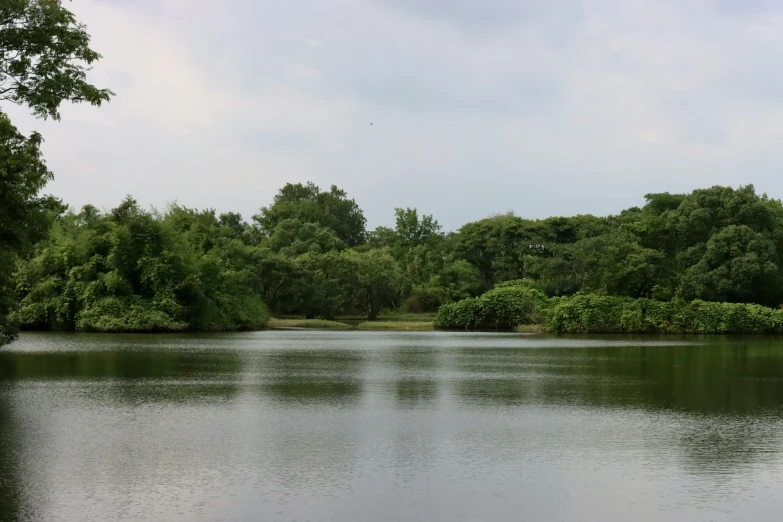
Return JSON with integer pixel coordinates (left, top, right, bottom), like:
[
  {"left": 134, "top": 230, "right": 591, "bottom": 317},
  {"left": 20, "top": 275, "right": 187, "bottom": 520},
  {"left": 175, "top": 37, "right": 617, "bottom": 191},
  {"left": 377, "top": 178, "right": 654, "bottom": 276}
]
[
  {"left": 376, "top": 313, "right": 437, "bottom": 323},
  {"left": 514, "top": 324, "right": 546, "bottom": 333},
  {"left": 267, "top": 318, "right": 352, "bottom": 330},
  {"left": 356, "top": 321, "right": 434, "bottom": 331},
  {"left": 268, "top": 316, "right": 436, "bottom": 331}
]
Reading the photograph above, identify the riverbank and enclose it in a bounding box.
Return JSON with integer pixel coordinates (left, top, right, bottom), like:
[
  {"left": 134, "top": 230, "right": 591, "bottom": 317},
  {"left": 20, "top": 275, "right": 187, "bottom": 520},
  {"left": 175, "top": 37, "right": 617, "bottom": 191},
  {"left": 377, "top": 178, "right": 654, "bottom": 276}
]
[
  {"left": 268, "top": 316, "right": 435, "bottom": 331},
  {"left": 267, "top": 318, "right": 353, "bottom": 330}
]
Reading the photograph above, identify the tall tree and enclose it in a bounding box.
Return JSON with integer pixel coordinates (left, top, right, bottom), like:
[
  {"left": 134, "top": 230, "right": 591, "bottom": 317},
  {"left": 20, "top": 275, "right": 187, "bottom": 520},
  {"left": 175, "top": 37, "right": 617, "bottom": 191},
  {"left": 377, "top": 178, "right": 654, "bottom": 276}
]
[
  {"left": 0, "top": 114, "right": 57, "bottom": 344},
  {"left": 343, "top": 249, "right": 402, "bottom": 320},
  {"left": 456, "top": 214, "right": 541, "bottom": 288},
  {"left": 1, "top": 0, "right": 112, "bottom": 345},
  {"left": 678, "top": 225, "right": 783, "bottom": 306},
  {"left": 254, "top": 182, "right": 367, "bottom": 247},
  {"left": 1, "top": 0, "right": 114, "bottom": 120},
  {"left": 393, "top": 207, "right": 442, "bottom": 248}
]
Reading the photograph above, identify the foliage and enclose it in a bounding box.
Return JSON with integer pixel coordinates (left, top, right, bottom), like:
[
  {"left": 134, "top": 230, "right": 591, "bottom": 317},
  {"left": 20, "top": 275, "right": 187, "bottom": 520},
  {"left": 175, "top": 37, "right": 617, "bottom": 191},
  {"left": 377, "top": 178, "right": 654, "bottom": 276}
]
[
  {"left": 433, "top": 297, "right": 486, "bottom": 331},
  {"left": 0, "top": 0, "right": 114, "bottom": 120},
  {"left": 436, "top": 288, "right": 783, "bottom": 335},
  {"left": 402, "top": 284, "right": 449, "bottom": 313},
  {"left": 342, "top": 249, "right": 403, "bottom": 320},
  {"left": 0, "top": 113, "right": 57, "bottom": 345},
  {"left": 14, "top": 201, "right": 270, "bottom": 333},
  {"left": 544, "top": 295, "right": 783, "bottom": 334},
  {"left": 434, "top": 280, "right": 548, "bottom": 331},
  {"left": 455, "top": 214, "right": 536, "bottom": 288},
  {"left": 13, "top": 180, "right": 783, "bottom": 336},
  {"left": 267, "top": 218, "right": 344, "bottom": 256},
  {"left": 480, "top": 284, "right": 549, "bottom": 330},
  {"left": 1, "top": 1, "right": 111, "bottom": 345},
  {"left": 293, "top": 251, "right": 350, "bottom": 319},
  {"left": 267, "top": 318, "right": 352, "bottom": 330},
  {"left": 678, "top": 225, "right": 782, "bottom": 305},
  {"left": 526, "top": 231, "right": 664, "bottom": 298},
  {"left": 254, "top": 182, "right": 366, "bottom": 247}
]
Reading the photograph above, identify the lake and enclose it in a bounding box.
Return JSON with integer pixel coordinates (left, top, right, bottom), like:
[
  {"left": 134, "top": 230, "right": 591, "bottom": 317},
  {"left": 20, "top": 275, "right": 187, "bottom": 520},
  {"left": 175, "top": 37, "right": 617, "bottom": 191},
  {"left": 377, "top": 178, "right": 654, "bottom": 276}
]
[{"left": 1, "top": 331, "right": 782, "bottom": 522}]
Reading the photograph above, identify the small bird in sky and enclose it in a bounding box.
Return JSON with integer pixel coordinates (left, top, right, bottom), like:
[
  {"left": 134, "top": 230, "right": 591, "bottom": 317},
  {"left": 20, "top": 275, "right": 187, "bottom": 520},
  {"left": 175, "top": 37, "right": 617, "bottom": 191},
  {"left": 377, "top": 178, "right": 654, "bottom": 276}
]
[{"left": 370, "top": 122, "right": 373, "bottom": 125}]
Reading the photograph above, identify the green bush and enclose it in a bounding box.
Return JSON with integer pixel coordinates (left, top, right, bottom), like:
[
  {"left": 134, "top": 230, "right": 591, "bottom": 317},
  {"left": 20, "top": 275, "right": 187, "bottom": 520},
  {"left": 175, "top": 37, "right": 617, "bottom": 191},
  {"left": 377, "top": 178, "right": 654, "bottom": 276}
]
[
  {"left": 76, "top": 297, "right": 186, "bottom": 333},
  {"left": 437, "top": 286, "right": 783, "bottom": 334},
  {"left": 434, "top": 297, "right": 486, "bottom": 330},
  {"left": 480, "top": 285, "right": 549, "bottom": 330},
  {"left": 434, "top": 281, "right": 548, "bottom": 331},
  {"left": 544, "top": 295, "right": 783, "bottom": 334}
]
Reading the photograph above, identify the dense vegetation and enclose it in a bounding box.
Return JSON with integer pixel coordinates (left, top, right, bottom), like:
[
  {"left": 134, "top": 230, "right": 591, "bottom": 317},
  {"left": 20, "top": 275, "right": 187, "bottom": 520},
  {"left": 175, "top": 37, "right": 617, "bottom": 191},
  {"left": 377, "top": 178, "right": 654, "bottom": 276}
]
[
  {"left": 7, "top": 182, "right": 783, "bottom": 336},
  {"left": 433, "top": 185, "right": 783, "bottom": 333},
  {"left": 2, "top": 1, "right": 113, "bottom": 345},
  {"left": 9, "top": 189, "right": 479, "bottom": 332},
  {"left": 435, "top": 283, "right": 783, "bottom": 334},
  {"left": 14, "top": 200, "right": 270, "bottom": 332}
]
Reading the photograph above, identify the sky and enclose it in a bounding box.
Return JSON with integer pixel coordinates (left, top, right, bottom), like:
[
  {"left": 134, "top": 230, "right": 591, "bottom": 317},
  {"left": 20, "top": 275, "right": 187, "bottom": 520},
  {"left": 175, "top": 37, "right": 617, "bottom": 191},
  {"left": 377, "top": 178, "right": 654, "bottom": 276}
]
[{"left": 7, "top": 0, "right": 783, "bottom": 231}]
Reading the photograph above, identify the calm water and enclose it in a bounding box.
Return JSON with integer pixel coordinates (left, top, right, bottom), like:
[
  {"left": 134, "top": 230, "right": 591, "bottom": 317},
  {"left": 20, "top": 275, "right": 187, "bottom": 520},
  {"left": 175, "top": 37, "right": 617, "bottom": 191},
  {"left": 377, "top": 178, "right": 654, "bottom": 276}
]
[{"left": 1, "top": 332, "right": 783, "bottom": 522}]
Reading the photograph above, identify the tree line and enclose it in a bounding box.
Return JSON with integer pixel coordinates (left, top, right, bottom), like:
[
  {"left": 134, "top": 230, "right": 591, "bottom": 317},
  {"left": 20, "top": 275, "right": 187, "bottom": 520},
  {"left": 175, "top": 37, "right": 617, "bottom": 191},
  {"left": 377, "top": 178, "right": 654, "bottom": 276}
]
[{"left": 8, "top": 181, "right": 783, "bottom": 335}]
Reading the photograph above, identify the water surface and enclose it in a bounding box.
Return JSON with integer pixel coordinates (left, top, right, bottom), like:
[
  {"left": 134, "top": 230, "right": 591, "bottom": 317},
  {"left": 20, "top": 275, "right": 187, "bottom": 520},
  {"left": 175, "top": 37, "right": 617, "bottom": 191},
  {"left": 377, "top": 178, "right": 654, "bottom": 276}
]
[{"left": 1, "top": 331, "right": 782, "bottom": 521}]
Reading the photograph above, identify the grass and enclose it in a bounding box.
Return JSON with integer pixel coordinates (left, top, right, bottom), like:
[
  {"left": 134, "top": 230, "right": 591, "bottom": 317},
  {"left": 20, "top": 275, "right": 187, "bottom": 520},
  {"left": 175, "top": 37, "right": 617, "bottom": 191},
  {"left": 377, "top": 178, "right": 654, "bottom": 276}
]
[
  {"left": 514, "top": 324, "right": 546, "bottom": 333},
  {"left": 378, "top": 312, "right": 437, "bottom": 322},
  {"left": 268, "top": 316, "right": 539, "bottom": 333},
  {"left": 335, "top": 312, "right": 437, "bottom": 323},
  {"left": 356, "top": 321, "right": 434, "bottom": 331},
  {"left": 267, "top": 318, "right": 352, "bottom": 330}
]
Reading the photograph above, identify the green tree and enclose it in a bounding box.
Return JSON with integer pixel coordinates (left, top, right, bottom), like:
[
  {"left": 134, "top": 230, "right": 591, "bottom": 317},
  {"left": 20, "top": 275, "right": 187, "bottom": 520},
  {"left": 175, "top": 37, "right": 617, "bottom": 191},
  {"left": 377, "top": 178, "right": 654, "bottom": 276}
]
[
  {"left": 455, "top": 214, "right": 541, "bottom": 288},
  {"left": 254, "top": 182, "right": 367, "bottom": 247},
  {"left": 679, "top": 225, "right": 783, "bottom": 305},
  {"left": 293, "top": 251, "right": 351, "bottom": 319},
  {"left": 664, "top": 185, "right": 782, "bottom": 254},
  {"left": 1, "top": 0, "right": 114, "bottom": 120},
  {"left": 0, "top": 113, "right": 62, "bottom": 345},
  {"left": 15, "top": 200, "right": 270, "bottom": 333},
  {"left": 1, "top": 0, "right": 112, "bottom": 345},
  {"left": 367, "top": 225, "right": 397, "bottom": 249},
  {"left": 393, "top": 207, "right": 442, "bottom": 248},
  {"left": 343, "top": 249, "right": 402, "bottom": 320},
  {"left": 661, "top": 186, "right": 783, "bottom": 304},
  {"left": 267, "top": 218, "right": 344, "bottom": 257},
  {"left": 527, "top": 231, "right": 664, "bottom": 298}
]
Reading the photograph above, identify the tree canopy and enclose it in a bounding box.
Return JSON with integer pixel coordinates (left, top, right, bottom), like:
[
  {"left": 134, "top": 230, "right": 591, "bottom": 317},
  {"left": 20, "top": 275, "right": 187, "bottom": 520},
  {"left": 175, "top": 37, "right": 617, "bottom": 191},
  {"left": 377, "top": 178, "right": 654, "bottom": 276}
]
[
  {"left": 11, "top": 181, "right": 783, "bottom": 336},
  {"left": 1, "top": 0, "right": 111, "bottom": 346},
  {"left": 254, "top": 182, "right": 367, "bottom": 247},
  {"left": 0, "top": 112, "right": 62, "bottom": 344},
  {"left": 0, "top": 0, "right": 114, "bottom": 120}
]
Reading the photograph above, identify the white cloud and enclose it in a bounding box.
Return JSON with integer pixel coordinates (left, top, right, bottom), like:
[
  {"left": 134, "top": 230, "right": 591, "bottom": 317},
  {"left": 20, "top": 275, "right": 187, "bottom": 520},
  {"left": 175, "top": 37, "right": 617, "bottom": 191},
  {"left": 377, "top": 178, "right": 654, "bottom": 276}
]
[{"left": 6, "top": 0, "right": 783, "bottom": 229}]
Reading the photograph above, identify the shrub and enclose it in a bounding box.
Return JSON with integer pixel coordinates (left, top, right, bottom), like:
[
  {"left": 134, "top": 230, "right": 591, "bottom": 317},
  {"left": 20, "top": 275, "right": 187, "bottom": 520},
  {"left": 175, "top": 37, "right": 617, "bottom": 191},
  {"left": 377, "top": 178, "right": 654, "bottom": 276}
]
[
  {"left": 437, "top": 287, "right": 783, "bottom": 334},
  {"left": 434, "top": 281, "right": 548, "bottom": 331},
  {"left": 480, "top": 285, "right": 548, "bottom": 330},
  {"left": 434, "top": 297, "right": 486, "bottom": 330},
  {"left": 544, "top": 295, "right": 783, "bottom": 334},
  {"left": 76, "top": 297, "right": 186, "bottom": 332}
]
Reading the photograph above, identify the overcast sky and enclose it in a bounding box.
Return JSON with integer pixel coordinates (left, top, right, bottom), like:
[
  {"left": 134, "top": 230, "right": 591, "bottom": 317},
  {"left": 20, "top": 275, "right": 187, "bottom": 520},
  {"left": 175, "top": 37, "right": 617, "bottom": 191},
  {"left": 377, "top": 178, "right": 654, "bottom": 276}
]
[{"left": 7, "top": 0, "right": 783, "bottom": 231}]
